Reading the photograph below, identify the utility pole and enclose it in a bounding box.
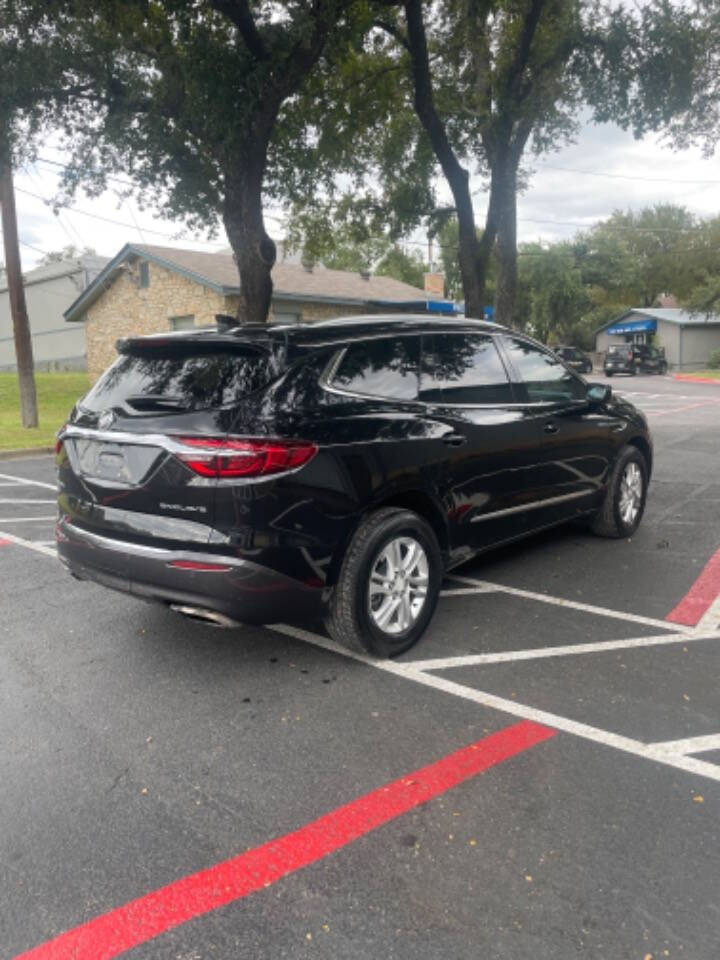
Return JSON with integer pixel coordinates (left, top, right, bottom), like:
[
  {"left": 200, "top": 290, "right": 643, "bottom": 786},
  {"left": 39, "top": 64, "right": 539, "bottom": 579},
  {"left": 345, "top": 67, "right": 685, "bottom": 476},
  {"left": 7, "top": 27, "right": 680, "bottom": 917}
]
[{"left": 0, "top": 149, "right": 38, "bottom": 428}]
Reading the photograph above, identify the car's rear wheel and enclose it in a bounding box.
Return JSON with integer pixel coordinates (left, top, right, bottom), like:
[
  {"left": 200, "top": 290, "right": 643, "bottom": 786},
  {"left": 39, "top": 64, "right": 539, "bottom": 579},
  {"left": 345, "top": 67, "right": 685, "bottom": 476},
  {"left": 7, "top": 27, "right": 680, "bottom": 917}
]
[
  {"left": 591, "top": 446, "right": 648, "bottom": 538},
  {"left": 325, "top": 507, "right": 442, "bottom": 658}
]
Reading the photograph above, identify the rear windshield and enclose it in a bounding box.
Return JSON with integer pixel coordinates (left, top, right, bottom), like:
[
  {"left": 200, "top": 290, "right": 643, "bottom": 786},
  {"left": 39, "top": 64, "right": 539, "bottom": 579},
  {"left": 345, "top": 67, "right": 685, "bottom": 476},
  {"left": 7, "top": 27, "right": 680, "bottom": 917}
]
[
  {"left": 607, "top": 345, "right": 631, "bottom": 354},
  {"left": 80, "top": 343, "right": 278, "bottom": 413}
]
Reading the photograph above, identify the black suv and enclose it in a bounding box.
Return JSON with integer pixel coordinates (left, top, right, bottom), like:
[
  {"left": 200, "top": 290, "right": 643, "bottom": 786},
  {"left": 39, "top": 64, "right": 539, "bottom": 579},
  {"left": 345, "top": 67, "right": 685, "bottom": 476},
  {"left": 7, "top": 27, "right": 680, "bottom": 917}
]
[
  {"left": 604, "top": 343, "right": 668, "bottom": 376},
  {"left": 56, "top": 316, "right": 652, "bottom": 657},
  {"left": 553, "top": 345, "right": 593, "bottom": 374}
]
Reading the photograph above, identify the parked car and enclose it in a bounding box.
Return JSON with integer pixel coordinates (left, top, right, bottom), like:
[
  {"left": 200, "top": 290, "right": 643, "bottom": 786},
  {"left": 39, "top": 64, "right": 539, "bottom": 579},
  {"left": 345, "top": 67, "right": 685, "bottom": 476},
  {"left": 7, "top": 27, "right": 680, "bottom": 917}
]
[
  {"left": 553, "top": 345, "right": 593, "bottom": 374},
  {"left": 604, "top": 343, "right": 668, "bottom": 376},
  {"left": 56, "top": 316, "right": 652, "bottom": 657}
]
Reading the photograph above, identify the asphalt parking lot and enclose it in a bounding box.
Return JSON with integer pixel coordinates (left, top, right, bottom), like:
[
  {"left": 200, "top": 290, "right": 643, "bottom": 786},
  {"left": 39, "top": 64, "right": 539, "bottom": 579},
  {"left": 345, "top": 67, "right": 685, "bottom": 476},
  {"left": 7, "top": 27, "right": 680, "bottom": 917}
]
[{"left": 2, "top": 373, "right": 720, "bottom": 960}]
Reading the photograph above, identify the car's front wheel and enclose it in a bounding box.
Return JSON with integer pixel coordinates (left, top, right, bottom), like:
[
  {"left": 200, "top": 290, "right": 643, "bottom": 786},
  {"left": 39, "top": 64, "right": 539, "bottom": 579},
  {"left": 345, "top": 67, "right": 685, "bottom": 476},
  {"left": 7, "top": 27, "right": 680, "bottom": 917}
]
[
  {"left": 591, "top": 446, "right": 648, "bottom": 538},
  {"left": 326, "top": 507, "right": 443, "bottom": 657}
]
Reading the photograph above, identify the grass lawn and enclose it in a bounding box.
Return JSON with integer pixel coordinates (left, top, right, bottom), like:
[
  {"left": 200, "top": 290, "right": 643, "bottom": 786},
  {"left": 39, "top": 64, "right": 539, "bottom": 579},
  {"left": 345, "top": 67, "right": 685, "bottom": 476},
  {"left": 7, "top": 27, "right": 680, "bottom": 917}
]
[{"left": 0, "top": 372, "right": 89, "bottom": 451}]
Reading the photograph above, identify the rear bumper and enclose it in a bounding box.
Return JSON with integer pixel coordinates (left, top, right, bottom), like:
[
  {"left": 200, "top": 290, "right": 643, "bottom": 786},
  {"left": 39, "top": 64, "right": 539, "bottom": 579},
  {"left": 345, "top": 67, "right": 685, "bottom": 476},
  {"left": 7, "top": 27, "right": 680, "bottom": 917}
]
[{"left": 56, "top": 518, "right": 325, "bottom": 625}]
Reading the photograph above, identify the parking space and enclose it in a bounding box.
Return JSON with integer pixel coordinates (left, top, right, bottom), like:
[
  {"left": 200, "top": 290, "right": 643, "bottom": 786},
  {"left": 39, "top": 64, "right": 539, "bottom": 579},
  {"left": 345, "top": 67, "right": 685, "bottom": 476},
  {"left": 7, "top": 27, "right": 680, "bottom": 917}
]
[{"left": 2, "top": 375, "right": 720, "bottom": 960}]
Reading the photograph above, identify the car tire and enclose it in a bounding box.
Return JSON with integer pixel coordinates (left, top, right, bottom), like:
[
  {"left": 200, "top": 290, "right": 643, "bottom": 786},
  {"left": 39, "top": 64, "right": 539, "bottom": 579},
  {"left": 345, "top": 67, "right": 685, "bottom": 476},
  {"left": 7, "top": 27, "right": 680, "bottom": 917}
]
[
  {"left": 591, "top": 446, "right": 648, "bottom": 539},
  {"left": 660, "top": 362, "right": 668, "bottom": 375},
  {"left": 325, "top": 507, "right": 443, "bottom": 658},
  {"left": 606, "top": 371, "right": 613, "bottom": 377},
  {"left": 630, "top": 367, "right": 637, "bottom": 376}
]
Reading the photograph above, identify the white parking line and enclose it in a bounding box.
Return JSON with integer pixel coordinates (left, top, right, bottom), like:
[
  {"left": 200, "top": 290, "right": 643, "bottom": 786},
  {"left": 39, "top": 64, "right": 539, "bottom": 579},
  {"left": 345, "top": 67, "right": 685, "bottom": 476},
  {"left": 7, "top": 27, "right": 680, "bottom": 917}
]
[
  {"left": 270, "top": 623, "right": 720, "bottom": 784},
  {"left": 0, "top": 471, "right": 56, "bottom": 490},
  {"left": 439, "top": 585, "right": 499, "bottom": 597},
  {"left": 0, "top": 498, "right": 57, "bottom": 504},
  {"left": 648, "top": 734, "right": 720, "bottom": 756},
  {"left": 694, "top": 596, "right": 720, "bottom": 635},
  {"left": 447, "top": 574, "right": 692, "bottom": 634},
  {"left": 0, "top": 530, "right": 58, "bottom": 558},
  {"left": 0, "top": 516, "right": 57, "bottom": 522},
  {"left": 407, "top": 630, "right": 718, "bottom": 671}
]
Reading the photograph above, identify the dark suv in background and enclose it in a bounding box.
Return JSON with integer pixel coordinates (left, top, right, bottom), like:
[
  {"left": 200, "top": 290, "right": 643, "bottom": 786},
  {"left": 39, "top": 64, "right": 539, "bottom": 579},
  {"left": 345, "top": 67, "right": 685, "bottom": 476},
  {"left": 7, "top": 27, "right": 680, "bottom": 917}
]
[
  {"left": 553, "top": 345, "right": 593, "bottom": 374},
  {"left": 604, "top": 343, "right": 668, "bottom": 376},
  {"left": 56, "top": 316, "right": 652, "bottom": 656}
]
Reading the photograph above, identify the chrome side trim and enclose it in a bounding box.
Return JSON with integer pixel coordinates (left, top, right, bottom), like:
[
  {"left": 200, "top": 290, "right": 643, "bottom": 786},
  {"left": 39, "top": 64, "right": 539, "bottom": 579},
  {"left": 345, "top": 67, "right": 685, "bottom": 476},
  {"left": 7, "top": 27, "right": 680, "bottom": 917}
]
[{"left": 469, "top": 489, "right": 593, "bottom": 523}]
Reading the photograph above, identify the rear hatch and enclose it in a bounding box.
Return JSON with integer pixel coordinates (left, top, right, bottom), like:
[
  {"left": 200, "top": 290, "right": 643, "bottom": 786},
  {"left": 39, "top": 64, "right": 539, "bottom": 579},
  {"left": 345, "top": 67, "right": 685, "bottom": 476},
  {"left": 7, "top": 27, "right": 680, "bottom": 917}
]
[
  {"left": 58, "top": 333, "right": 282, "bottom": 555},
  {"left": 606, "top": 345, "right": 632, "bottom": 365}
]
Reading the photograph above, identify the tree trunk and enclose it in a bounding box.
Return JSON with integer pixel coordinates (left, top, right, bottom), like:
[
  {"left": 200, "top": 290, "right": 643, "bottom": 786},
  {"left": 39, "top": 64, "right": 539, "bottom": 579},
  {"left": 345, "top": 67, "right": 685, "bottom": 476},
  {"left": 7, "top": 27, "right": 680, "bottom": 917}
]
[
  {"left": 492, "top": 161, "right": 518, "bottom": 327},
  {"left": 223, "top": 152, "right": 276, "bottom": 326},
  {"left": 404, "top": 0, "right": 489, "bottom": 319},
  {"left": 0, "top": 152, "right": 38, "bottom": 428},
  {"left": 454, "top": 176, "right": 486, "bottom": 319}
]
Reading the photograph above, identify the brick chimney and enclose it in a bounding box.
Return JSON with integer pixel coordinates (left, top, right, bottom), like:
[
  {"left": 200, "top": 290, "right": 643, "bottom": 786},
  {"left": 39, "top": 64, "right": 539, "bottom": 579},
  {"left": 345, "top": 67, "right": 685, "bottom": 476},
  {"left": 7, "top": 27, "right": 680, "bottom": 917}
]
[{"left": 424, "top": 272, "right": 445, "bottom": 297}]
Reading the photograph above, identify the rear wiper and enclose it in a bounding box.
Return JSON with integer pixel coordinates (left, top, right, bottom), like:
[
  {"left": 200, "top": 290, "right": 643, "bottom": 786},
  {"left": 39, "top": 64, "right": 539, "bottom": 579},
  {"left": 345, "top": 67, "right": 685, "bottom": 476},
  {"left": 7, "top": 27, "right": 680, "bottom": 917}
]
[{"left": 123, "top": 394, "right": 192, "bottom": 412}]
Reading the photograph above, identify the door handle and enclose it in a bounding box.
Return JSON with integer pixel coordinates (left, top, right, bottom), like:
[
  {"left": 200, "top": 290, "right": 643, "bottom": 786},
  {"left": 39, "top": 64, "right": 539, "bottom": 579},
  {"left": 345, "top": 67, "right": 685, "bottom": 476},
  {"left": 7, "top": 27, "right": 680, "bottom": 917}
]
[
  {"left": 443, "top": 432, "right": 467, "bottom": 447},
  {"left": 543, "top": 421, "right": 559, "bottom": 434}
]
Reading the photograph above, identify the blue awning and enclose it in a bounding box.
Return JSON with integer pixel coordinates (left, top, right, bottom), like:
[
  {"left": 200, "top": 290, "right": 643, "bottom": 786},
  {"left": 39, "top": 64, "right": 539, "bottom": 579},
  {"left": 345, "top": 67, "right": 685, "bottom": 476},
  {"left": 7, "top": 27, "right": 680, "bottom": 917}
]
[{"left": 607, "top": 318, "right": 657, "bottom": 335}]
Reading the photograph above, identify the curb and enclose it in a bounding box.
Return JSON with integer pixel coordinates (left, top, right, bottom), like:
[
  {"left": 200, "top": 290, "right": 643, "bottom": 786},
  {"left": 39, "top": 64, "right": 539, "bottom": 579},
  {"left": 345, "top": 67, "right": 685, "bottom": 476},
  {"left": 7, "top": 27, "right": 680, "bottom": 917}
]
[
  {"left": 0, "top": 446, "right": 55, "bottom": 461},
  {"left": 673, "top": 374, "right": 720, "bottom": 385}
]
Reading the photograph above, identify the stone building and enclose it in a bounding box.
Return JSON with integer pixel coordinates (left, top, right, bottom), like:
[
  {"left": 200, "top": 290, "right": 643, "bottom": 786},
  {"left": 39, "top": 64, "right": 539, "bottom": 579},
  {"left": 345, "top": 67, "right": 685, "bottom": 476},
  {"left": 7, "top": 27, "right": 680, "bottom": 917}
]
[{"left": 64, "top": 243, "right": 452, "bottom": 381}]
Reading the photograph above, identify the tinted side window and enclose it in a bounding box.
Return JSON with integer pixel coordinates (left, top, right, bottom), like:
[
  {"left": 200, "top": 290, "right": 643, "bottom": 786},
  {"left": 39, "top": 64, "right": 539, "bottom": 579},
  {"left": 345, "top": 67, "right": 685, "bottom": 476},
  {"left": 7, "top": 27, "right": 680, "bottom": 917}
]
[
  {"left": 330, "top": 337, "right": 419, "bottom": 400},
  {"left": 420, "top": 333, "right": 513, "bottom": 404},
  {"left": 502, "top": 337, "right": 586, "bottom": 404}
]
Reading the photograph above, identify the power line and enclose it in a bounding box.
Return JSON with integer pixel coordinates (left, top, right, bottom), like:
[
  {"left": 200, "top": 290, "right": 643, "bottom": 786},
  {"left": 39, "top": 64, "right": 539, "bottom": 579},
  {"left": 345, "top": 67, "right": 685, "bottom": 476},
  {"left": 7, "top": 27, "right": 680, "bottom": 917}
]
[
  {"left": 15, "top": 185, "right": 189, "bottom": 238},
  {"left": 538, "top": 164, "right": 720, "bottom": 186},
  {"left": 35, "top": 155, "right": 287, "bottom": 226}
]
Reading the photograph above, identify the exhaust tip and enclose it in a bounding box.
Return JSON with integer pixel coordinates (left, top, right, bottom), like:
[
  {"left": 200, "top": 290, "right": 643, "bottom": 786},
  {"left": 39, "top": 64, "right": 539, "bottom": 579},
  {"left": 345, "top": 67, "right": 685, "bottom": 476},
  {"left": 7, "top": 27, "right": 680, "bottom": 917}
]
[{"left": 170, "top": 604, "right": 242, "bottom": 629}]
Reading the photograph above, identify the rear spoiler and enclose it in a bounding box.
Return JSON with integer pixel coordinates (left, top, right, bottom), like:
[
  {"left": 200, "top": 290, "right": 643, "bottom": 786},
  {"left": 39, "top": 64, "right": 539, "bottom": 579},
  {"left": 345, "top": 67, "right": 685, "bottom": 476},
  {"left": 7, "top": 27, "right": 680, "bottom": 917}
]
[{"left": 115, "top": 332, "right": 271, "bottom": 356}]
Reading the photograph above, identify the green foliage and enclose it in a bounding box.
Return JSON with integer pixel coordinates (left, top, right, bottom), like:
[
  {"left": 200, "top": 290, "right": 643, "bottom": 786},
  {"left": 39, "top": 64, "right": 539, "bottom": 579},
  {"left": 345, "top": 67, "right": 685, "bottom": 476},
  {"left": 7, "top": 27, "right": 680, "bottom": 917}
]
[
  {"left": 436, "top": 217, "right": 496, "bottom": 303},
  {"left": 583, "top": 0, "right": 718, "bottom": 156},
  {"left": 517, "top": 242, "right": 592, "bottom": 345},
  {"left": 375, "top": 245, "right": 426, "bottom": 288},
  {"left": 39, "top": 244, "right": 96, "bottom": 264},
  {"left": 576, "top": 204, "right": 701, "bottom": 309},
  {"left": 708, "top": 350, "right": 720, "bottom": 370}
]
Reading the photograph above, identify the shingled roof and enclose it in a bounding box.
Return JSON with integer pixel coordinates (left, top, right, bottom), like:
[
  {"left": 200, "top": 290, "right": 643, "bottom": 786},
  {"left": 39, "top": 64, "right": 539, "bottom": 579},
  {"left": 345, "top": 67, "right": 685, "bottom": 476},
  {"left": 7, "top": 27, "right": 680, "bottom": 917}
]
[{"left": 64, "top": 243, "right": 436, "bottom": 322}]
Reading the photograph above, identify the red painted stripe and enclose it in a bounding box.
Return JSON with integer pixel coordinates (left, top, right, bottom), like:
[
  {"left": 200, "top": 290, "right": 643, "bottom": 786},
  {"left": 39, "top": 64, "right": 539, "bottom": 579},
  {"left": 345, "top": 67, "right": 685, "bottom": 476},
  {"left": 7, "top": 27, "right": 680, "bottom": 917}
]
[
  {"left": 14, "top": 720, "right": 555, "bottom": 960},
  {"left": 666, "top": 547, "right": 720, "bottom": 626},
  {"left": 0, "top": 538, "right": 11, "bottom": 546},
  {"left": 673, "top": 374, "right": 720, "bottom": 385}
]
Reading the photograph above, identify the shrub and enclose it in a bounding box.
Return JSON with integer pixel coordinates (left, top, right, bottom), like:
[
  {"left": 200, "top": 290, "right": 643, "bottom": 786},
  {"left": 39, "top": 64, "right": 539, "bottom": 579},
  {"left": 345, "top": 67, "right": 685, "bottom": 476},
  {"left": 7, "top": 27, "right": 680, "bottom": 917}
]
[{"left": 708, "top": 350, "right": 720, "bottom": 370}]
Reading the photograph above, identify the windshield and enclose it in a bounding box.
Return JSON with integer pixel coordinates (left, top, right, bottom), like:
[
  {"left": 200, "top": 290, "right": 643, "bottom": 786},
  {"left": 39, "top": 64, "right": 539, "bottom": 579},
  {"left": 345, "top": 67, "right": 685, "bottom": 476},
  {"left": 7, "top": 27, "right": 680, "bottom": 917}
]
[{"left": 80, "top": 344, "right": 278, "bottom": 413}]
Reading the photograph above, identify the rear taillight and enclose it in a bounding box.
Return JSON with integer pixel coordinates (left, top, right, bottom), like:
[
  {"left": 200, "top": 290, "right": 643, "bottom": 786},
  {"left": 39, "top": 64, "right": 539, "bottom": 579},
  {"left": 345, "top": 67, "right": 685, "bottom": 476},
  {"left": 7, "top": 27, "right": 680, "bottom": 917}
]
[
  {"left": 176, "top": 437, "right": 318, "bottom": 479},
  {"left": 55, "top": 425, "right": 67, "bottom": 456}
]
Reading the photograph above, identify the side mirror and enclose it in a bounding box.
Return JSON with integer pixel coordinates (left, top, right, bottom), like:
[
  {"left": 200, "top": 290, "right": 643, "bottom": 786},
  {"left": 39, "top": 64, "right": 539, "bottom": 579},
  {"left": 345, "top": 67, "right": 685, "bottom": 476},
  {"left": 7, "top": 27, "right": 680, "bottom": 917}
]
[{"left": 587, "top": 383, "right": 612, "bottom": 406}]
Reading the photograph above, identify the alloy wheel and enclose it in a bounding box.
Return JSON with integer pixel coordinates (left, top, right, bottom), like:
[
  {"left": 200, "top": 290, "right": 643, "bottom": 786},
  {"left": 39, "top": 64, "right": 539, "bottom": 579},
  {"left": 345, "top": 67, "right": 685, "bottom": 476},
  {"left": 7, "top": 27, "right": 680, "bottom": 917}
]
[
  {"left": 619, "top": 461, "right": 643, "bottom": 526},
  {"left": 368, "top": 536, "right": 429, "bottom": 635}
]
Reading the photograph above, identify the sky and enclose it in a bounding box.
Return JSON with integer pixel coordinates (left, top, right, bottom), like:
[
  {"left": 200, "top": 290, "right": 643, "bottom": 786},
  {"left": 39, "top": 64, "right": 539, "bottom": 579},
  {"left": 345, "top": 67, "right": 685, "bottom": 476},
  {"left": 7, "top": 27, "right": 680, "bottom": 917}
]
[{"left": 5, "top": 117, "right": 720, "bottom": 275}]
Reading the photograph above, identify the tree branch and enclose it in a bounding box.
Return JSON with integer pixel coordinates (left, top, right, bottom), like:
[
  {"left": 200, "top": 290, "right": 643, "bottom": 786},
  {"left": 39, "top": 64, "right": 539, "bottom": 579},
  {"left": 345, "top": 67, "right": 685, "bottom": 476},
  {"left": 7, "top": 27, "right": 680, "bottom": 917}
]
[
  {"left": 373, "top": 17, "right": 409, "bottom": 51},
  {"left": 210, "top": 0, "right": 268, "bottom": 59},
  {"left": 504, "top": 0, "right": 546, "bottom": 102}
]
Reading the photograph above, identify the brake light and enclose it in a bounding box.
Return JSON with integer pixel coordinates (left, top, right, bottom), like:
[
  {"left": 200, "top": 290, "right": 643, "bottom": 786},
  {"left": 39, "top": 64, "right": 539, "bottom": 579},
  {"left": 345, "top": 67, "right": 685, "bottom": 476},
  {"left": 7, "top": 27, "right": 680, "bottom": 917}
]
[
  {"left": 176, "top": 437, "right": 318, "bottom": 479},
  {"left": 55, "top": 425, "right": 67, "bottom": 456}
]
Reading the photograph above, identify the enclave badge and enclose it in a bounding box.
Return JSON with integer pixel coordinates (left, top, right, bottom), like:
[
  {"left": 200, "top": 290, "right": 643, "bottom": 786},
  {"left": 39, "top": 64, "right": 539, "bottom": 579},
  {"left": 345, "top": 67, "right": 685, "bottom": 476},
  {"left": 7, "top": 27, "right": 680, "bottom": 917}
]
[{"left": 98, "top": 410, "right": 116, "bottom": 430}]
